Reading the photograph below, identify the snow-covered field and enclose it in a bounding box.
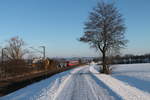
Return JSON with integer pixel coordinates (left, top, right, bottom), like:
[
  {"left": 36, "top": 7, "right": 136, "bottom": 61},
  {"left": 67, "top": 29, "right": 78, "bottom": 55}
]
[
  {"left": 112, "top": 63, "right": 150, "bottom": 93},
  {"left": 1, "top": 63, "right": 150, "bottom": 100}
]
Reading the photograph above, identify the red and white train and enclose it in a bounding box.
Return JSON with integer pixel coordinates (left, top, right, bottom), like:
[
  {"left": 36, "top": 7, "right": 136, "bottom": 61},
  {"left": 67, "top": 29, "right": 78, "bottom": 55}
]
[
  {"left": 66, "top": 60, "right": 79, "bottom": 66},
  {"left": 57, "top": 60, "right": 80, "bottom": 68}
]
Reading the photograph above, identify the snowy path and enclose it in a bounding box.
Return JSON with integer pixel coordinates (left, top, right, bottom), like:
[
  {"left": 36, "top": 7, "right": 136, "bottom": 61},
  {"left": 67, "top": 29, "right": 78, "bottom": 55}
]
[
  {"left": 1, "top": 64, "right": 150, "bottom": 100},
  {"left": 35, "top": 65, "right": 150, "bottom": 100},
  {"left": 55, "top": 67, "right": 114, "bottom": 100}
]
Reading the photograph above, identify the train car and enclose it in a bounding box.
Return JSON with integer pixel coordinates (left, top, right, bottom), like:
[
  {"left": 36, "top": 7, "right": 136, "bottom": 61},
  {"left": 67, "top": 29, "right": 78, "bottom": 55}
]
[{"left": 67, "top": 60, "right": 79, "bottom": 66}]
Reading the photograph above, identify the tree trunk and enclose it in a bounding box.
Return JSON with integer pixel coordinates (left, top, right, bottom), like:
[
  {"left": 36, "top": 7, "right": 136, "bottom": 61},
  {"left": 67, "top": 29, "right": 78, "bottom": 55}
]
[{"left": 102, "top": 51, "right": 109, "bottom": 74}]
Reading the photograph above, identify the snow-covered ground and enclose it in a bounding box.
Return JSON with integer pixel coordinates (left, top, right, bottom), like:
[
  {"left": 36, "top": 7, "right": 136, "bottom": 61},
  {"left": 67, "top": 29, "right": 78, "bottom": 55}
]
[
  {"left": 112, "top": 63, "right": 150, "bottom": 93},
  {"left": 1, "top": 63, "right": 150, "bottom": 100}
]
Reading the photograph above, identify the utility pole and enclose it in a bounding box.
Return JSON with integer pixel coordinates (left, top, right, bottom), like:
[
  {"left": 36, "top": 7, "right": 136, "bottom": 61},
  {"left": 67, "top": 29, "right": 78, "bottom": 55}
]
[
  {"left": 40, "top": 46, "right": 46, "bottom": 59},
  {"left": 40, "top": 46, "right": 48, "bottom": 78},
  {"left": 2, "top": 48, "right": 4, "bottom": 64},
  {"left": 1, "top": 48, "right": 6, "bottom": 78},
  {"left": 1, "top": 48, "right": 6, "bottom": 64}
]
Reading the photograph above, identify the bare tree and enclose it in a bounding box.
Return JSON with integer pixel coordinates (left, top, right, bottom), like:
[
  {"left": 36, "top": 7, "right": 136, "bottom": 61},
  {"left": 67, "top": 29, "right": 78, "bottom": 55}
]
[
  {"left": 80, "top": 2, "right": 127, "bottom": 74},
  {"left": 5, "top": 36, "right": 28, "bottom": 60}
]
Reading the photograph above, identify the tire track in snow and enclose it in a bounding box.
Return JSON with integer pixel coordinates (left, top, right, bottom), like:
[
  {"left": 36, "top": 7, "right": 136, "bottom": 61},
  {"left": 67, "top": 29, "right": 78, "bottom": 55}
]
[
  {"left": 84, "top": 76, "right": 98, "bottom": 100},
  {"left": 34, "top": 66, "right": 86, "bottom": 100},
  {"left": 53, "top": 66, "right": 87, "bottom": 100},
  {"left": 55, "top": 67, "right": 115, "bottom": 100}
]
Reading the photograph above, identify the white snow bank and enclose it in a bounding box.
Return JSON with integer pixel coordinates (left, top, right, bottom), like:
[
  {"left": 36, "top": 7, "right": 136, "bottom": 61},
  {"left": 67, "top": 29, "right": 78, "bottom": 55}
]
[
  {"left": 89, "top": 62, "right": 101, "bottom": 74},
  {"left": 101, "top": 74, "right": 150, "bottom": 100}
]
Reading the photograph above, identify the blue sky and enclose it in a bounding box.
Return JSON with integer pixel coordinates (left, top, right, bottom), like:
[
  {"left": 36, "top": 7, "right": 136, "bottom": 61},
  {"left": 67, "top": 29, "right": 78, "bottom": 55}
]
[{"left": 0, "top": 0, "right": 150, "bottom": 57}]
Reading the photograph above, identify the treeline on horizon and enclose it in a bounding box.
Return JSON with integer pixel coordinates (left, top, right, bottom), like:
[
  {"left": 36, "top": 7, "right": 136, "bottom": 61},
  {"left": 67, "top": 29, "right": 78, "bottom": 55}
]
[
  {"left": 112, "top": 54, "right": 150, "bottom": 64},
  {"left": 93, "top": 53, "right": 150, "bottom": 64}
]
